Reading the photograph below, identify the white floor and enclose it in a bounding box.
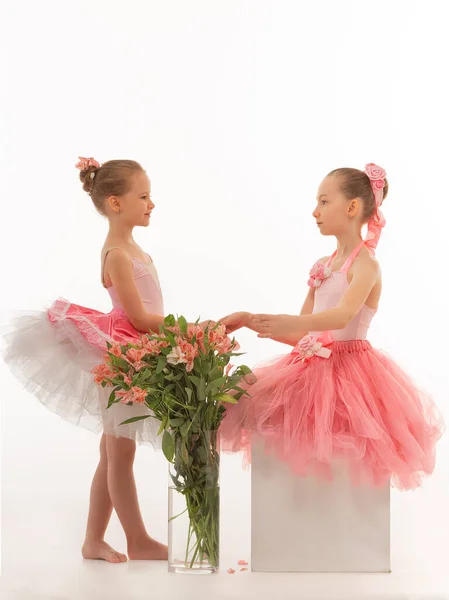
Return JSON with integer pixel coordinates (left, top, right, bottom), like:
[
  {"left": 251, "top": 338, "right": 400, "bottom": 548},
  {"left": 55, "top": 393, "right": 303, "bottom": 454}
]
[{"left": 1, "top": 373, "right": 449, "bottom": 600}]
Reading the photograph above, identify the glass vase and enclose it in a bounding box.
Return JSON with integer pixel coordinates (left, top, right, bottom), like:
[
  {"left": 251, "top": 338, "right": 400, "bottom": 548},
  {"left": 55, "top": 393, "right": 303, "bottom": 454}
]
[{"left": 168, "top": 429, "right": 220, "bottom": 574}]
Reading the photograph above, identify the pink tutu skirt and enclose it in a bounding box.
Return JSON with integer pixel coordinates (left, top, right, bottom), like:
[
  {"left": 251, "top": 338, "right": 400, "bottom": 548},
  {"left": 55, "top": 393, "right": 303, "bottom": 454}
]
[
  {"left": 2, "top": 298, "right": 161, "bottom": 446},
  {"left": 220, "top": 340, "right": 444, "bottom": 489}
]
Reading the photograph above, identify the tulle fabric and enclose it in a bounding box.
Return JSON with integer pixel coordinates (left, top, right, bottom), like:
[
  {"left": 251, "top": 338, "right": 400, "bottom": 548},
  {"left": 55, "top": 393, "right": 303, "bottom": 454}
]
[
  {"left": 220, "top": 340, "right": 444, "bottom": 489},
  {"left": 1, "top": 302, "right": 162, "bottom": 447}
]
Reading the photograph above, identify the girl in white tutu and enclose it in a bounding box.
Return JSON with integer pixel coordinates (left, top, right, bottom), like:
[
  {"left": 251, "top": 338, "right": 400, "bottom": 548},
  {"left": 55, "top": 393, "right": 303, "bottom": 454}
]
[{"left": 2, "top": 157, "right": 211, "bottom": 562}]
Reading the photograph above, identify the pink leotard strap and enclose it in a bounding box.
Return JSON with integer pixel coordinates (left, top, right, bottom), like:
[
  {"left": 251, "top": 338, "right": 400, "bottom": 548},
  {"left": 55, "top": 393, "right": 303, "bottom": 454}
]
[
  {"left": 325, "top": 241, "right": 366, "bottom": 273},
  {"left": 340, "top": 241, "right": 366, "bottom": 273},
  {"left": 325, "top": 253, "right": 335, "bottom": 268}
]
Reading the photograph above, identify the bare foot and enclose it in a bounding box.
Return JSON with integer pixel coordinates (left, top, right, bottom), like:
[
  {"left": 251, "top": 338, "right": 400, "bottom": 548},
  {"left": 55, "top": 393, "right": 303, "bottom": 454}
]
[
  {"left": 127, "top": 535, "right": 168, "bottom": 560},
  {"left": 82, "top": 539, "right": 128, "bottom": 563}
]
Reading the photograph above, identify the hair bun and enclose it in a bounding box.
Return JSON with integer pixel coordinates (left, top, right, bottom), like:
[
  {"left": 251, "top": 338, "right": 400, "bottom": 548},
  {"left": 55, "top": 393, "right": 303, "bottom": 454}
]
[
  {"left": 79, "top": 165, "right": 99, "bottom": 194},
  {"left": 76, "top": 156, "right": 101, "bottom": 195}
]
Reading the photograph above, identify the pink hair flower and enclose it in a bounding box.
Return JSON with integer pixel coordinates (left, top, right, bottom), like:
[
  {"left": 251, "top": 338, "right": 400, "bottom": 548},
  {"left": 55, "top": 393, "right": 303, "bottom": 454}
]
[
  {"left": 75, "top": 156, "right": 100, "bottom": 171},
  {"left": 364, "top": 163, "right": 386, "bottom": 182}
]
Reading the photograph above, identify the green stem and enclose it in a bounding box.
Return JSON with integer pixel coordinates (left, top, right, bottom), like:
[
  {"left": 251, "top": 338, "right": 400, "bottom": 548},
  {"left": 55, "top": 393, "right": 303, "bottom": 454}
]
[{"left": 171, "top": 431, "right": 220, "bottom": 569}]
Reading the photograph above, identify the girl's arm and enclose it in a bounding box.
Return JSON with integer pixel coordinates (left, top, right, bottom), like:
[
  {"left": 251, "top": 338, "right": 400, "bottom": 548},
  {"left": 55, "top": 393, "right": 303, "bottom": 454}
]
[
  {"left": 219, "top": 287, "right": 316, "bottom": 346},
  {"left": 252, "top": 256, "right": 379, "bottom": 340},
  {"left": 105, "top": 249, "right": 165, "bottom": 333},
  {"left": 264, "top": 287, "right": 316, "bottom": 345}
]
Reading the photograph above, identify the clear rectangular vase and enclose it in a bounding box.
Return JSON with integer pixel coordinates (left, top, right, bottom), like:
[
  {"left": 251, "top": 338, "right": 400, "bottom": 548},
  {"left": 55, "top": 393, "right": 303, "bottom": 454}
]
[{"left": 168, "top": 430, "right": 220, "bottom": 574}]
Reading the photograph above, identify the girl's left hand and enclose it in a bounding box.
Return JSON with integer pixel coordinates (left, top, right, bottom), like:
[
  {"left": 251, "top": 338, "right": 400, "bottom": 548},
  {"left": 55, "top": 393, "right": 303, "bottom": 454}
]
[{"left": 250, "top": 314, "right": 302, "bottom": 339}]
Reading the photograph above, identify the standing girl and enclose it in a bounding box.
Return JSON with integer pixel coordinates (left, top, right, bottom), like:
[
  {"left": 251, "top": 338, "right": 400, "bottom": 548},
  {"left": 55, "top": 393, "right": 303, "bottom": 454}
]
[
  {"left": 3, "top": 158, "right": 210, "bottom": 562},
  {"left": 220, "top": 164, "right": 443, "bottom": 489}
]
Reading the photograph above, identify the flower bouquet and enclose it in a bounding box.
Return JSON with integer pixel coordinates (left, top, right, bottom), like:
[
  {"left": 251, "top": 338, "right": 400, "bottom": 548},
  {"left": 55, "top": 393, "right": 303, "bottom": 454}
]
[{"left": 93, "top": 315, "right": 252, "bottom": 573}]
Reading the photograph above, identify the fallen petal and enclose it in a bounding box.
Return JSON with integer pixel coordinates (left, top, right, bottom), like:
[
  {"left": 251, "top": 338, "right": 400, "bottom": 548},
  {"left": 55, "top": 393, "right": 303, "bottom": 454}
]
[
  {"left": 237, "top": 560, "right": 248, "bottom": 565},
  {"left": 227, "top": 568, "right": 236, "bottom": 574},
  {"left": 240, "top": 568, "right": 248, "bottom": 572}
]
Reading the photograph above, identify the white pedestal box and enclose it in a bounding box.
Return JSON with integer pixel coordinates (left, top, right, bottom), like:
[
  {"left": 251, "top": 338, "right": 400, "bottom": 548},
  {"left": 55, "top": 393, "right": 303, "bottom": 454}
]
[{"left": 251, "top": 438, "right": 390, "bottom": 573}]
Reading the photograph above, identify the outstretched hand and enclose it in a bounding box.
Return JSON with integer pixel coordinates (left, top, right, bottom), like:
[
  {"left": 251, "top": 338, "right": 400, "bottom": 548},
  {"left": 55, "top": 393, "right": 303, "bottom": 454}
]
[
  {"left": 250, "top": 314, "right": 302, "bottom": 340},
  {"left": 219, "top": 311, "right": 250, "bottom": 334}
]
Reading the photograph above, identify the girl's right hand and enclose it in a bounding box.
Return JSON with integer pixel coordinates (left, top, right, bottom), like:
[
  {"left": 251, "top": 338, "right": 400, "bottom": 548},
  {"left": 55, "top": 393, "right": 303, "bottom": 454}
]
[{"left": 219, "top": 312, "right": 250, "bottom": 334}]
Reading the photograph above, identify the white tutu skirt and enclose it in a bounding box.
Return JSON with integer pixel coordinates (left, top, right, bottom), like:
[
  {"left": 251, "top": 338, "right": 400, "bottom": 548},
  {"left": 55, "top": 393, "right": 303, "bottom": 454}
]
[{"left": 2, "top": 308, "right": 162, "bottom": 447}]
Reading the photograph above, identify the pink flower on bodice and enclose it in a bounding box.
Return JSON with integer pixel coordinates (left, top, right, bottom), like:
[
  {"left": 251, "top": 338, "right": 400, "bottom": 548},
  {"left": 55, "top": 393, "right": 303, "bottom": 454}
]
[{"left": 307, "top": 261, "right": 332, "bottom": 288}]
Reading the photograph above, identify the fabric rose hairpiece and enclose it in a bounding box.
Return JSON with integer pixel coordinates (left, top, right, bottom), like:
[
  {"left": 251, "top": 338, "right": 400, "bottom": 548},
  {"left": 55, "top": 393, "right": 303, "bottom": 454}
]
[
  {"left": 363, "top": 162, "right": 387, "bottom": 253},
  {"left": 75, "top": 157, "right": 101, "bottom": 179}
]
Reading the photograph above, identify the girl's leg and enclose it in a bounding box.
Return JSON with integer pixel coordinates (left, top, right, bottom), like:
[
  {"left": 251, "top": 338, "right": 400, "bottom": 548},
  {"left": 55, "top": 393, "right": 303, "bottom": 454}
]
[
  {"left": 105, "top": 434, "right": 167, "bottom": 560},
  {"left": 82, "top": 433, "right": 127, "bottom": 563}
]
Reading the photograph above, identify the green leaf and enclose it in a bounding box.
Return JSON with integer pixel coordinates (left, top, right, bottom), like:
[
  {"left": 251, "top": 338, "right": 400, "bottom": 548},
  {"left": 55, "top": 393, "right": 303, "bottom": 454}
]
[
  {"left": 109, "top": 377, "right": 126, "bottom": 387},
  {"left": 120, "top": 415, "right": 152, "bottom": 425},
  {"left": 185, "top": 388, "right": 193, "bottom": 403},
  {"left": 162, "top": 430, "right": 175, "bottom": 462},
  {"left": 231, "top": 385, "right": 247, "bottom": 394},
  {"left": 110, "top": 356, "right": 129, "bottom": 370},
  {"left": 107, "top": 388, "right": 120, "bottom": 408},
  {"left": 180, "top": 420, "right": 191, "bottom": 438},
  {"left": 205, "top": 376, "right": 226, "bottom": 393},
  {"left": 166, "top": 331, "right": 177, "bottom": 347},
  {"left": 164, "top": 314, "right": 176, "bottom": 327},
  {"left": 156, "top": 355, "right": 167, "bottom": 374},
  {"left": 178, "top": 315, "right": 188, "bottom": 334},
  {"left": 169, "top": 417, "right": 185, "bottom": 428},
  {"left": 239, "top": 365, "right": 252, "bottom": 375},
  {"left": 208, "top": 366, "right": 222, "bottom": 381},
  {"left": 157, "top": 415, "right": 168, "bottom": 436},
  {"left": 189, "top": 375, "right": 201, "bottom": 388},
  {"left": 215, "top": 393, "right": 238, "bottom": 404},
  {"left": 169, "top": 472, "right": 182, "bottom": 488},
  {"left": 197, "top": 378, "right": 206, "bottom": 401},
  {"left": 201, "top": 360, "right": 211, "bottom": 375},
  {"left": 148, "top": 398, "right": 162, "bottom": 412}
]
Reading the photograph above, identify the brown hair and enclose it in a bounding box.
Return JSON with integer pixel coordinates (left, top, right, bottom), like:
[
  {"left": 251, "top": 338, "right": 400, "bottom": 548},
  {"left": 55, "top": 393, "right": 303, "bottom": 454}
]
[
  {"left": 79, "top": 159, "right": 145, "bottom": 215},
  {"left": 327, "top": 168, "right": 389, "bottom": 221}
]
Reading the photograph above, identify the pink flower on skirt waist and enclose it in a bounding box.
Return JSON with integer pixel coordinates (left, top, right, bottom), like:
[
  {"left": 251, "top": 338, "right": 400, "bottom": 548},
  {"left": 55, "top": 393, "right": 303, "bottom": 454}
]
[
  {"left": 292, "top": 334, "right": 332, "bottom": 362},
  {"left": 307, "top": 260, "right": 332, "bottom": 288}
]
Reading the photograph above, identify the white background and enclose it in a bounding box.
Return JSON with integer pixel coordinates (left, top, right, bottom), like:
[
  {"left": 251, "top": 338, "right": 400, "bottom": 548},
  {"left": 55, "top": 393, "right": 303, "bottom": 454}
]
[{"left": 1, "top": 1, "right": 449, "bottom": 598}]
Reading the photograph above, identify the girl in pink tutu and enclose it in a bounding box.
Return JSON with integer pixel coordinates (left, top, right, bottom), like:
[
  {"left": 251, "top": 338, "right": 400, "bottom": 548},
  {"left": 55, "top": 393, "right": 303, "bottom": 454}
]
[
  {"left": 3, "top": 158, "right": 211, "bottom": 563},
  {"left": 220, "top": 163, "right": 444, "bottom": 489}
]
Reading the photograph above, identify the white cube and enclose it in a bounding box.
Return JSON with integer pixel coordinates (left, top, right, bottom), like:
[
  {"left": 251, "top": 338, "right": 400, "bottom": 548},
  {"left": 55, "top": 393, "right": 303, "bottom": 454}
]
[{"left": 251, "top": 439, "right": 390, "bottom": 572}]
